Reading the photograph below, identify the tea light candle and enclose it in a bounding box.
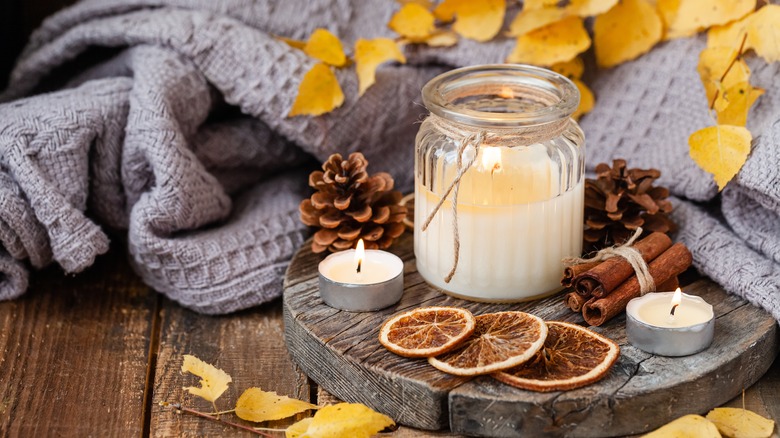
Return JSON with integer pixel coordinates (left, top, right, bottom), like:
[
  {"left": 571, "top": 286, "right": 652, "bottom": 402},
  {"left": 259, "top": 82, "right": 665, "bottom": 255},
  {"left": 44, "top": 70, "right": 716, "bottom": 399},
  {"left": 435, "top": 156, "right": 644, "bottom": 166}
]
[
  {"left": 318, "top": 240, "right": 404, "bottom": 312},
  {"left": 626, "top": 288, "right": 715, "bottom": 356}
]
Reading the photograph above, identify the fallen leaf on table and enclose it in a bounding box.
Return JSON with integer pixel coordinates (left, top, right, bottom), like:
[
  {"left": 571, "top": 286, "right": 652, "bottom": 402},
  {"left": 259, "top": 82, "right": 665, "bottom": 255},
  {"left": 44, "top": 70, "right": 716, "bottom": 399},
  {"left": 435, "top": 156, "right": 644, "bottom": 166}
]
[
  {"left": 594, "top": 0, "right": 662, "bottom": 68},
  {"left": 551, "top": 57, "right": 584, "bottom": 80},
  {"left": 354, "top": 38, "right": 406, "bottom": 95},
  {"left": 714, "top": 82, "right": 763, "bottom": 126},
  {"left": 181, "top": 354, "right": 232, "bottom": 403},
  {"left": 507, "top": 16, "right": 591, "bottom": 66},
  {"left": 708, "top": 5, "right": 780, "bottom": 63},
  {"left": 286, "top": 417, "right": 314, "bottom": 438},
  {"left": 657, "top": 0, "right": 755, "bottom": 39},
  {"left": 296, "top": 403, "right": 395, "bottom": 438},
  {"left": 643, "top": 414, "right": 722, "bottom": 437},
  {"left": 288, "top": 63, "right": 345, "bottom": 117},
  {"left": 235, "top": 387, "right": 317, "bottom": 422},
  {"left": 433, "top": 0, "right": 505, "bottom": 42},
  {"left": 697, "top": 47, "right": 751, "bottom": 107},
  {"left": 706, "top": 407, "right": 775, "bottom": 438},
  {"left": 508, "top": 0, "right": 618, "bottom": 36},
  {"left": 303, "top": 29, "right": 348, "bottom": 67},
  {"left": 388, "top": 3, "right": 436, "bottom": 41},
  {"left": 689, "top": 125, "right": 752, "bottom": 191},
  {"left": 572, "top": 79, "right": 594, "bottom": 120}
]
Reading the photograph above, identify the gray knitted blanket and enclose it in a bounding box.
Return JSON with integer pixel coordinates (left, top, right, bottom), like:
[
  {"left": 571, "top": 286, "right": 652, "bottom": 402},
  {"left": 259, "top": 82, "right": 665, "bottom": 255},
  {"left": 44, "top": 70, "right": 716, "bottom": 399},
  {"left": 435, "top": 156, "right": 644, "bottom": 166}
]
[{"left": 1, "top": 0, "right": 778, "bottom": 316}]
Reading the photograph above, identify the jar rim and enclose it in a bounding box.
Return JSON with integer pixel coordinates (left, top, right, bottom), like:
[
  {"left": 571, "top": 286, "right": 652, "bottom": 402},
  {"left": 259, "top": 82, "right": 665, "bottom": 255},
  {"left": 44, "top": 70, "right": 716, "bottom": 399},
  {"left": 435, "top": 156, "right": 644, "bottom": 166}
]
[{"left": 421, "top": 64, "right": 580, "bottom": 128}]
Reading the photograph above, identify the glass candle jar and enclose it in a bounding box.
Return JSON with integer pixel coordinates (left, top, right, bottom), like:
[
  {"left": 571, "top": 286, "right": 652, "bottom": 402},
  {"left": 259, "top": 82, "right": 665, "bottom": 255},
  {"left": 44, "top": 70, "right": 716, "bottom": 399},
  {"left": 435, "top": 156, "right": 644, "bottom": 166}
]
[{"left": 414, "top": 64, "right": 584, "bottom": 302}]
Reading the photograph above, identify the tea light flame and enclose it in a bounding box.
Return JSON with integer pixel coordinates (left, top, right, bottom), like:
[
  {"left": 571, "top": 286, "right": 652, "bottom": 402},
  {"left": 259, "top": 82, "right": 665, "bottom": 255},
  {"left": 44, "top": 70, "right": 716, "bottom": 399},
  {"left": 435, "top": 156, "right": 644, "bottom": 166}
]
[
  {"left": 355, "top": 239, "right": 365, "bottom": 273},
  {"left": 480, "top": 147, "right": 502, "bottom": 174},
  {"left": 669, "top": 287, "right": 682, "bottom": 317}
]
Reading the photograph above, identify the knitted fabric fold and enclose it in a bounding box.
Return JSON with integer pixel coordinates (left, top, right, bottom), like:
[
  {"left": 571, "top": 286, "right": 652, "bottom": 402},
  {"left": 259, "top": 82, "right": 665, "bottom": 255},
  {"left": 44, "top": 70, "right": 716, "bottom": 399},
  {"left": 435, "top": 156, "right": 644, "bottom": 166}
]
[{"left": 0, "top": 0, "right": 778, "bottom": 316}]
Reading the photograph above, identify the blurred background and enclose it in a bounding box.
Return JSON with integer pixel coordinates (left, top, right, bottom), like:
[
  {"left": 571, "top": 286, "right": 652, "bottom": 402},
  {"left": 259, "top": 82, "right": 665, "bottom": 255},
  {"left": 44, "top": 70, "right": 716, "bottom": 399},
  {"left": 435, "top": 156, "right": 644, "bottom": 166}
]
[{"left": 1, "top": 0, "right": 76, "bottom": 86}]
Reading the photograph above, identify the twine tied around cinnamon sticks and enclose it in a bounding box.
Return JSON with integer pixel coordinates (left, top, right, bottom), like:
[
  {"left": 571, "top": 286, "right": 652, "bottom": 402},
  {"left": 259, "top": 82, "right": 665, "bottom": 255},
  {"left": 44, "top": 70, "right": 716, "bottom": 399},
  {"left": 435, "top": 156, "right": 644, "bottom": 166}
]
[
  {"left": 563, "top": 228, "right": 656, "bottom": 296},
  {"left": 421, "top": 113, "right": 569, "bottom": 283}
]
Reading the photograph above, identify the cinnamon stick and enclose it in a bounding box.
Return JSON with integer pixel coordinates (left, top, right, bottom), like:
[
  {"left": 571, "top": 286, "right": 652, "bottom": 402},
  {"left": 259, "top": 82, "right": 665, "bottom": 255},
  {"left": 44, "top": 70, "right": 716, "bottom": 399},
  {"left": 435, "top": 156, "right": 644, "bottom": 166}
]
[
  {"left": 564, "top": 291, "right": 591, "bottom": 312},
  {"left": 582, "top": 243, "right": 692, "bottom": 327},
  {"left": 575, "top": 232, "right": 673, "bottom": 297},
  {"left": 561, "top": 261, "right": 601, "bottom": 288}
]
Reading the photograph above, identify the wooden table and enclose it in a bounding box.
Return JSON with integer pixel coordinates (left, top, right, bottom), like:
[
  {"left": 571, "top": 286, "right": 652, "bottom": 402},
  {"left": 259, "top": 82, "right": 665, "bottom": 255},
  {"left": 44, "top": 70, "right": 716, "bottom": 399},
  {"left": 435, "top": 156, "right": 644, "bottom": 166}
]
[{"left": 1, "top": 246, "right": 779, "bottom": 437}]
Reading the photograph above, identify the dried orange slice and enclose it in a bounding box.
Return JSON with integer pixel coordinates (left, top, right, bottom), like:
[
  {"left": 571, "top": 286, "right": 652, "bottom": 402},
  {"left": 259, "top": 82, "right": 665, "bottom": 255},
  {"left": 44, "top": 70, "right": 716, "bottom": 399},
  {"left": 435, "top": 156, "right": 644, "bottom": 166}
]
[
  {"left": 379, "top": 306, "right": 476, "bottom": 358},
  {"left": 493, "top": 321, "right": 619, "bottom": 392},
  {"left": 428, "top": 311, "right": 547, "bottom": 376}
]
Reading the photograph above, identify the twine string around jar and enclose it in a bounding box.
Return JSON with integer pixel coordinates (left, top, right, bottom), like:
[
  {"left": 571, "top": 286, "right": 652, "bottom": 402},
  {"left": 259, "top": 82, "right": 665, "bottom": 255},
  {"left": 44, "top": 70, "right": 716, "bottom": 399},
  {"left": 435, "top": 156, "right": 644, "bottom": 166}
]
[
  {"left": 563, "top": 227, "right": 657, "bottom": 295},
  {"left": 421, "top": 112, "right": 569, "bottom": 283}
]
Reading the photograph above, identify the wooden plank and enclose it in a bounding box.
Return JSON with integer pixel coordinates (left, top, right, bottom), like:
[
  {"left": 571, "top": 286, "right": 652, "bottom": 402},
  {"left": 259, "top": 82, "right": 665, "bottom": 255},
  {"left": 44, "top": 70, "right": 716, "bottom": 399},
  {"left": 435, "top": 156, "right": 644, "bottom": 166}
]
[
  {"left": 0, "top": 249, "right": 156, "bottom": 436},
  {"left": 150, "top": 299, "right": 311, "bottom": 437},
  {"left": 723, "top": 356, "right": 780, "bottom": 436},
  {"left": 283, "top": 233, "right": 779, "bottom": 436}
]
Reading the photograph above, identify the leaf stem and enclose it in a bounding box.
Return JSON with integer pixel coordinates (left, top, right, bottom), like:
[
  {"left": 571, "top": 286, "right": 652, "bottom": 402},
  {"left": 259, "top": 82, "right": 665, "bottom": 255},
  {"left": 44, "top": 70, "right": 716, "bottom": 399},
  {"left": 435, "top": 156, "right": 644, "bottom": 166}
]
[
  {"left": 709, "top": 32, "right": 749, "bottom": 111},
  {"left": 159, "top": 402, "right": 276, "bottom": 437}
]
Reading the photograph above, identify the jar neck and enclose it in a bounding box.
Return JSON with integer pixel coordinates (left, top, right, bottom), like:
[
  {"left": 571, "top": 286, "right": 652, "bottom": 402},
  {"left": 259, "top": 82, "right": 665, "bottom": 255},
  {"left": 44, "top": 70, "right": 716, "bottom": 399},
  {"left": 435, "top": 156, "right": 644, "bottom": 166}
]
[
  {"left": 422, "top": 64, "right": 579, "bottom": 131},
  {"left": 426, "top": 113, "right": 570, "bottom": 147}
]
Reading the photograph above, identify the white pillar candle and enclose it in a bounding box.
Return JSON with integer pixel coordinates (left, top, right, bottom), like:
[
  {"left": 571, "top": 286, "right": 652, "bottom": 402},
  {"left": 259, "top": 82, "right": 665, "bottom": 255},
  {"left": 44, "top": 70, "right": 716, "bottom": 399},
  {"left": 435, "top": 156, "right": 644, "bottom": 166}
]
[{"left": 415, "top": 143, "right": 583, "bottom": 301}]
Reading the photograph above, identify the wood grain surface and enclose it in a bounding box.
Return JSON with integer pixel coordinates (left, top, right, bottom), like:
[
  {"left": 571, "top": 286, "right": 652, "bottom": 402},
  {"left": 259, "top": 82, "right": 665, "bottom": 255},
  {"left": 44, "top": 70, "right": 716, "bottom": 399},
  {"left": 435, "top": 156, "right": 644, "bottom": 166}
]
[
  {"left": 283, "top": 233, "right": 780, "bottom": 437},
  {"left": 0, "top": 243, "right": 778, "bottom": 437},
  {"left": 0, "top": 250, "right": 156, "bottom": 436}
]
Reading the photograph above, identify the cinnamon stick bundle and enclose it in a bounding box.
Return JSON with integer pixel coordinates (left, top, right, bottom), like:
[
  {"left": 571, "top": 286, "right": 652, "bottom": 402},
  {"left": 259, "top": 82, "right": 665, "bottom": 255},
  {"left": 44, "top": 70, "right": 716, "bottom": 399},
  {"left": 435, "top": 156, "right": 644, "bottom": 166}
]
[
  {"left": 575, "top": 232, "right": 673, "bottom": 297},
  {"left": 582, "top": 243, "right": 692, "bottom": 326},
  {"left": 561, "top": 261, "right": 600, "bottom": 288}
]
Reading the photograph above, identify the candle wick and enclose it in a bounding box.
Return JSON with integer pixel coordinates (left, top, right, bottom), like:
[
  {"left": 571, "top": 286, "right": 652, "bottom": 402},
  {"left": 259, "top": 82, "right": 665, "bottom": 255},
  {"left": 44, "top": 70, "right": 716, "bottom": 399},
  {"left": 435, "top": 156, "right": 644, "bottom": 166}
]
[
  {"left": 670, "top": 304, "right": 679, "bottom": 317},
  {"left": 356, "top": 260, "right": 361, "bottom": 274}
]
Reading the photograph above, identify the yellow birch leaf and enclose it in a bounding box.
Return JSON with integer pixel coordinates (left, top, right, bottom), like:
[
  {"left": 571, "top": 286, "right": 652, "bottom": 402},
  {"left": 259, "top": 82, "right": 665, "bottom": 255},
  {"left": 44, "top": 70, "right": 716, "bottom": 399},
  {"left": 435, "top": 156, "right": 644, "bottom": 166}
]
[
  {"left": 286, "top": 417, "right": 314, "bottom": 438},
  {"left": 522, "top": 0, "right": 560, "bottom": 10},
  {"left": 689, "top": 125, "right": 752, "bottom": 191},
  {"left": 508, "top": 8, "right": 568, "bottom": 36},
  {"left": 715, "top": 82, "right": 763, "bottom": 126},
  {"left": 180, "top": 355, "right": 232, "bottom": 403},
  {"left": 354, "top": 38, "right": 407, "bottom": 96},
  {"left": 508, "top": 0, "right": 618, "bottom": 36},
  {"left": 288, "top": 63, "right": 345, "bottom": 117},
  {"left": 235, "top": 387, "right": 317, "bottom": 423},
  {"left": 594, "top": 0, "right": 663, "bottom": 68},
  {"left": 697, "top": 47, "right": 751, "bottom": 108},
  {"left": 507, "top": 16, "right": 591, "bottom": 66},
  {"left": 708, "top": 5, "right": 780, "bottom": 63},
  {"left": 388, "top": 3, "right": 436, "bottom": 40},
  {"left": 658, "top": 0, "right": 755, "bottom": 39},
  {"left": 303, "top": 29, "right": 347, "bottom": 67},
  {"left": 433, "top": 0, "right": 506, "bottom": 42},
  {"left": 423, "top": 30, "right": 459, "bottom": 47},
  {"left": 706, "top": 407, "right": 775, "bottom": 438},
  {"left": 643, "top": 414, "right": 722, "bottom": 437},
  {"left": 551, "top": 57, "right": 585, "bottom": 80},
  {"left": 572, "top": 79, "right": 594, "bottom": 120},
  {"left": 300, "top": 403, "right": 395, "bottom": 438},
  {"left": 278, "top": 36, "right": 306, "bottom": 50}
]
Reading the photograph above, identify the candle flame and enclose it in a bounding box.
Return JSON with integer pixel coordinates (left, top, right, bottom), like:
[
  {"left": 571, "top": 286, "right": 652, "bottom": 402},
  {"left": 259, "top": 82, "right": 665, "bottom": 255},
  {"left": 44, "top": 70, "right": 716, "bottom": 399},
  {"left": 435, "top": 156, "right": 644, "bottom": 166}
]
[
  {"left": 499, "top": 86, "right": 514, "bottom": 99},
  {"left": 671, "top": 287, "right": 682, "bottom": 306},
  {"left": 355, "top": 239, "right": 365, "bottom": 273},
  {"left": 480, "top": 147, "right": 502, "bottom": 174}
]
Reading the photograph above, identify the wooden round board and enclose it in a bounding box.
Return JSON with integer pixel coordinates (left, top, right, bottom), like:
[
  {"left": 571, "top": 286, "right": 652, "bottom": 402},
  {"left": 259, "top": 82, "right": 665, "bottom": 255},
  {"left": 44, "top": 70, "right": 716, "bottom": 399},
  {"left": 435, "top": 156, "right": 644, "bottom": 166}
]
[{"left": 282, "top": 233, "right": 779, "bottom": 437}]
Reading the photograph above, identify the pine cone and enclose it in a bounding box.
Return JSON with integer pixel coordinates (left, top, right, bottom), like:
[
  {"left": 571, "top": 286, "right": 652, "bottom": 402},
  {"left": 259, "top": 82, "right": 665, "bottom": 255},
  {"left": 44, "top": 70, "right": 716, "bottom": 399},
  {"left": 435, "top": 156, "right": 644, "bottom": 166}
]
[
  {"left": 299, "top": 152, "right": 407, "bottom": 253},
  {"left": 584, "top": 159, "right": 676, "bottom": 251}
]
